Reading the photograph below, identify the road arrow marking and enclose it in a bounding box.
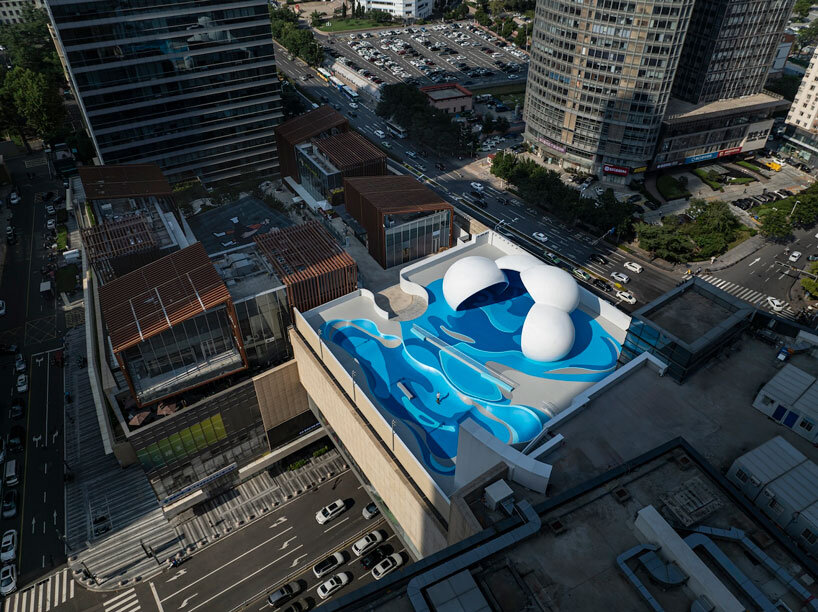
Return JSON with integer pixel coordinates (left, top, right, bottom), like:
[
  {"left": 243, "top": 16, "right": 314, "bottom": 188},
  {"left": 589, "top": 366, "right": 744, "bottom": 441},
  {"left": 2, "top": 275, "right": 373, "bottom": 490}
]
[
  {"left": 32, "top": 518, "right": 36, "bottom": 534},
  {"left": 269, "top": 516, "right": 288, "bottom": 528},
  {"left": 280, "top": 536, "right": 297, "bottom": 550},
  {"left": 749, "top": 257, "right": 760, "bottom": 266},
  {"left": 290, "top": 554, "right": 308, "bottom": 568},
  {"left": 179, "top": 593, "right": 197, "bottom": 608},
  {"left": 166, "top": 568, "right": 188, "bottom": 583}
]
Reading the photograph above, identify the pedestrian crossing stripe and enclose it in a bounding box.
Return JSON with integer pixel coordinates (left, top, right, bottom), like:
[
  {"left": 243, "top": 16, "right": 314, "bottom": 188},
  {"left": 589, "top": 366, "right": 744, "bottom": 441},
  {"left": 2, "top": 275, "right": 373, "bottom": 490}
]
[
  {"left": 700, "top": 275, "right": 796, "bottom": 319},
  {"left": 3, "top": 568, "right": 75, "bottom": 612},
  {"left": 102, "top": 588, "right": 140, "bottom": 612}
]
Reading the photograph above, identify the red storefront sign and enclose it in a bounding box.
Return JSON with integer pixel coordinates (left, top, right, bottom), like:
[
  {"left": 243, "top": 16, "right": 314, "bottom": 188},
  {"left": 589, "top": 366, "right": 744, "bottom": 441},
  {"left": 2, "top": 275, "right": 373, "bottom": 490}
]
[
  {"left": 603, "top": 164, "right": 630, "bottom": 176},
  {"left": 718, "top": 146, "right": 742, "bottom": 158}
]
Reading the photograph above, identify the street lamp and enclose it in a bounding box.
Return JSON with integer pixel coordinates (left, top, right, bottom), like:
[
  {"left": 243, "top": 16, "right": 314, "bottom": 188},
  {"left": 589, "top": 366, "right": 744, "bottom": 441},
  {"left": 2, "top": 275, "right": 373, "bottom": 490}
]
[
  {"left": 391, "top": 419, "right": 396, "bottom": 450},
  {"left": 791, "top": 199, "right": 800, "bottom": 216}
]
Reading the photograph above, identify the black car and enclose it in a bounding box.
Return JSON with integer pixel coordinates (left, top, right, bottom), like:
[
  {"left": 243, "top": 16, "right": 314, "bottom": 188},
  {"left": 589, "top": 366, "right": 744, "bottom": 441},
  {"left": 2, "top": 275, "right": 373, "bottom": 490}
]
[
  {"left": 807, "top": 254, "right": 818, "bottom": 262},
  {"left": 435, "top": 162, "right": 446, "bottom": 171},
  {"left": 592, "top": 278, "right": 612, "bottom": 293},
  {"left": 9, "top": 400, "right": 23, "bottom": 420},
  {"left": 0, "top": 344, "right": 17, "bottom": 355},
  {"left": 361, "top": 546, "right": 388, "bottom": 570},
  {"left": 497, "top": 197, "right": 507, "bottom": 205},
  {"left": 588, "top": 253, "right": 608, "bottom": 265},
  {"left": 2, "top": 490, "right": 16, "bottom": 519},
  {"left": 627, "top": 194, "right": 642, "bottom": 203},
  {"left": 469, "top": 190, "right": 484, "bottom": 199},
  {"left": 8, "top": 427, "right": 24, "bottom": 453}
]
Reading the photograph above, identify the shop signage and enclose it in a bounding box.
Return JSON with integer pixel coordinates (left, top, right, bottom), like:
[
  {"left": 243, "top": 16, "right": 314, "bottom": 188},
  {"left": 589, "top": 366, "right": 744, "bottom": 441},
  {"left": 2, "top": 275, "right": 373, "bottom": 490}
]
[
  {"left": 603, "top": 164, "right": 629, "bottom": 176},
  {"left": 718, "top": 147, "right": 742, "bottom": 158}
]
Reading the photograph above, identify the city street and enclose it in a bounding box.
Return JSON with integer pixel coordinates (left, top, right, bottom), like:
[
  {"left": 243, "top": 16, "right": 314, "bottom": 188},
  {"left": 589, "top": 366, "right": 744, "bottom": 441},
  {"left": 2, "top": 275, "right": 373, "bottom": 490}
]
[{"left": 1, "top": 153, "right": 68, "bottom": 586}]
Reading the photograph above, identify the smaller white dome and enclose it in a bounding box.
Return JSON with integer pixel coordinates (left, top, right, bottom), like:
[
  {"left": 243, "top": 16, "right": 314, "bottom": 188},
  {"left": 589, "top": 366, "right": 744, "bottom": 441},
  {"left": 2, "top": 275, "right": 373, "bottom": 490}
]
[
  {"left": 495, "top": 253, "right": 542, "bottom": 274},
  {"left": 441, "top": 256, "right": 507, "bottom": 311},
  {"left": 520, "top": 265, "right": 580, "bottom": 312},
  {"left": 521, "top": 304, "right": 575, "bottom": 362}
]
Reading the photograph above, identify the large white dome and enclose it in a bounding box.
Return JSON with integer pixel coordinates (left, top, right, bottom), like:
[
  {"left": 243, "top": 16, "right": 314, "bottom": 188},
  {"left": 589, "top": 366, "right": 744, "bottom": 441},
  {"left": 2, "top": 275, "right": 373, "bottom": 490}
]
[
  {"left": 520, "top": 265, "right": 580, "bottom": 312},
  {"left": 442, "top": 256, "right": 507, "bottom": 311},
  {"left": 495, "top": 253, "right": 542, "bottom": 274},
  {"left": 521, "top": 304, "right": 575, "bottom": 362}
]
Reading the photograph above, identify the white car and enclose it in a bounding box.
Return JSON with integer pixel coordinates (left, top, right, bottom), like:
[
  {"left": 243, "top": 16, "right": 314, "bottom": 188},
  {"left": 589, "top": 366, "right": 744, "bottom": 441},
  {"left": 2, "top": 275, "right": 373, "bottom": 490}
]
[
  {"left": 362, "top": 502, "right": 380, "bottom": 520},
  {"left": 352, "top": 530, "right": 384, "bottom": 556},
  {"left": 312, "top": 551, "right": 344, "bottom": 579},
  {"left": 374, "top": 130, "right": 386, "bottom": 138},
  {"left": 381, "top": 141, "right": 392, "bottom": 149},
  {"left": 349, "top": 102, "right": 359, "bottom": 109},
  {"left": 0, "top": 300, "right": 5, "bottom": 316},
  {"left": 610, "top": 271, "right": 630, "bottom": 284},
  {"left": 14, "top": 354, "right": 25, "bottom": 372},
  {"left": 470, "top": 182, "right": 484, "bottom": 191},
  {"left": 623, "top": 261, "right": 643, "bottom": 274},
  {"left": 315, "top": 499, "right": 345, "bottom": 525},
  {"left": 46, "top": 219, "right": 56, "bottom": 231},
  {"left": 16, "top": 374, "right": 27, "bottom": 394},
  {"left": 45, "top": 205, "right": 56, "bottom": 216},
  {"left": 595, "top": 186, "right": 605, "bottom": 195},
  {"left": 317, "top": 572, "right": 350, "bottom": 599},
  {"left": 788, "top": 251, "right": 802, "bottom": 262},
  {"left": 766, "top": 297, "right": 786, "bottom": 312},
  {"left": 8, "top": 192, "right": 20, "bottom": 205},
  {"left": 531, "top": 232, "right": 548, "bottom": 243},
  {"left": 372, "top": 553, "right": 404, "bottom": 580},
  {"left": 0, "top": 564, "right": 16, "bottom": 596},
  {"left": 616, "top": 291, "right": 636, "bottom": 305},
  {"left": 0, "top": 530, "right": 16, "bottom": 563}
]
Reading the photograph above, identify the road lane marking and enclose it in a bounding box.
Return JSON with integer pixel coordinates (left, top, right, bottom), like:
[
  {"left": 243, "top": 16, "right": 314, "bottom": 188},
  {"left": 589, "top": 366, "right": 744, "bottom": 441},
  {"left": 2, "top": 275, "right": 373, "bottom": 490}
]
[
  {"left": 150, "top": 583, "right": 164, "bottom": 612},
  {"left": 184, "top": 545, "right": 304, "bottom": 612},
  {"left": 162, "top": 526, "right": 294, "bottom": 600},
  {"left": 323, "top": 516, "right": 350, "bottom": 533}
]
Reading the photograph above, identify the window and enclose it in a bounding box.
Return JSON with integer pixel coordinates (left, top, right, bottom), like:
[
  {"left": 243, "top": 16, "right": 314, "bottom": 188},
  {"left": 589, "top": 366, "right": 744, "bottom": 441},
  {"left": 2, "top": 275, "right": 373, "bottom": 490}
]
[
  {"left": 768, "top": 498, "right": 784, "bottom": 514},
  {"left": 799, "top": 418, "right": 815, "bottom": 432},
  {"left": 802, "top": 528, "right": 818, "bottom": 545},
  {"left": 735, "top": 469, "right": 749, "bottom": 483}
]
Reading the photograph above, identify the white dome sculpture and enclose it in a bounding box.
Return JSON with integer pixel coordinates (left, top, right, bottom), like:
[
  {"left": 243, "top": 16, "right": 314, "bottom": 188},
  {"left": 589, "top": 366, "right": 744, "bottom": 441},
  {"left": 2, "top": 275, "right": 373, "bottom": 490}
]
[
  {"left": 521, "top": 304, "right": 575, "bottom": 361},
  {"left": 495, "top": 253, "right": 542, "bottom": 274},
  {"left": 520, "top": 264, "right": 581, "bottom": 312},
  {"left": 442, "top": 256, "right": 507, "bottom": 311}
]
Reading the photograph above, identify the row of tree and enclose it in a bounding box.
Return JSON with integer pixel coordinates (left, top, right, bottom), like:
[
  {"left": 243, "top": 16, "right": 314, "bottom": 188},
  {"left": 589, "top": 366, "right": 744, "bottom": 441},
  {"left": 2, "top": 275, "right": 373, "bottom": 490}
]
[
  {"left": 270, "top": 8, "right": 324, "bottom": 66},
  {"left": 758, "top": 183, "right": 818, "bottom": 240},
  {"left": 376, "top": 83, "right": 479, "bottom": 156},
  {"left": 490, "top": 151, "right": 637, "bottom": 236}
]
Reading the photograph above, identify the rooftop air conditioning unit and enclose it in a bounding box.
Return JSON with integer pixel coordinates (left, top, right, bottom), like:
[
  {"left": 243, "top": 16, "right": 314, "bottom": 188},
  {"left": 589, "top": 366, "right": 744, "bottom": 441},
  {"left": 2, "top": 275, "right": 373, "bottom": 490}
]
[{"left": 484, "top": 479, "right": 514, "bottom": 512}]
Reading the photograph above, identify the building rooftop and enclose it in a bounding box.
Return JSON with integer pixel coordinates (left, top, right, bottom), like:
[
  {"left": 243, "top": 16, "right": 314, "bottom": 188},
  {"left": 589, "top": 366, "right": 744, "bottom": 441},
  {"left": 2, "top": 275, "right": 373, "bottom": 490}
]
[
  {"left": 274, "top": 104, "right": 348, "bottom": 146},
  {"left": 186, "top": 196, "right": 292, "bottom": 256},
  {"left": 210, "top": 245, "right": 283, "bottom": 303},
  {"left": 419, "top": 83, "right": 473, "bottom": 102},
  {"left": 314, "top": 131, "right": 386, "bottom": 170},
  {"left": 99, "top": 242, "right": 231, "bottom": 353},
  {"left": 78, "top": 164, "right": 172, "bottom": 200},
  {"left": 343, "top": 175, "right": 451, "bottom": 213},
  {"left": 81, "top": 216, "right": 161, "bottom": 283},
  {"left": 324, "top": 439, "right": 818, "bottom": 612},
  {"left": 665, "top": 91, "right": 790, "bottom": 123},
  {"left": 301, "top": 232, "right": 629, "bottom": 495}
]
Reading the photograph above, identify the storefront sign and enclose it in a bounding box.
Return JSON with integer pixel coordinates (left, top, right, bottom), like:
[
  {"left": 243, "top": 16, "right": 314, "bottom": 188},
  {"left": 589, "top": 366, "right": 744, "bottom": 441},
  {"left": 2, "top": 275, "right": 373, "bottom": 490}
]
[
  {"left": 655, "top": 160, "right": 680, "bottom": 169},
  {"left": 603, "top": 164, "right": 630, "bottom": 176},
  {"left": 631, "top": 166, "right": 648, "bottom": 174},
  {"left": 718, "top": 147, "right": 742, "bottom": 158},
  {"left": 536, "top": 136, "right": 566, "bottom": 153},
  {"left": 684, "top": 151, "right": 719, "bottom": 164}
]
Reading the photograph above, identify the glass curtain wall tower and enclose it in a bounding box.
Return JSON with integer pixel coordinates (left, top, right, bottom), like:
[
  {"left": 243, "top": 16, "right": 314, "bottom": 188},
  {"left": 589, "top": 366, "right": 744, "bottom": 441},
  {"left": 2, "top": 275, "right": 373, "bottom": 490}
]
[{"left": 45, "top": 0, "right": 283, "bottom": 184}]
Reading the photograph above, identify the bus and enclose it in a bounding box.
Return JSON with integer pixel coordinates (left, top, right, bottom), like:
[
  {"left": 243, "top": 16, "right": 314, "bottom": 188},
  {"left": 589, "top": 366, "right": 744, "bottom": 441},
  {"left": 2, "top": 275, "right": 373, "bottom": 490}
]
[
  {"left": 341, "top": 85, "right": 359, "bottom": 102},
  {"left": 329, "top": 76, "right": 344, "bottom": 92},
  {"left": 385, "top": 120, "right": 407, "bottom": 139},
  {"left": 316, "top": 67, "right": 331, "bottom": 82}
]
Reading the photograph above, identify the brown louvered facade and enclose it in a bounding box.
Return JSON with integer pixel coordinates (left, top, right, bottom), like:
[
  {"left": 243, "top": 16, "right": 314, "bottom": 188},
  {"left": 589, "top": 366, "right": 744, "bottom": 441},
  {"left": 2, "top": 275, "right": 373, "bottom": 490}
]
[
  {"left": 254, "top": 221, "right": 357, "bottom": 314},
  {"left": 78, "top": 164, "right": 173, "bottom": 200},
  {"left": 343, "top": 176, "right": 454, "bottom": 268},
  {"left": 313, "top": 131, "right": 386, "bottom": 177},
  {"left": 274, "top": 106, "right": 349, "bottom": 182}
]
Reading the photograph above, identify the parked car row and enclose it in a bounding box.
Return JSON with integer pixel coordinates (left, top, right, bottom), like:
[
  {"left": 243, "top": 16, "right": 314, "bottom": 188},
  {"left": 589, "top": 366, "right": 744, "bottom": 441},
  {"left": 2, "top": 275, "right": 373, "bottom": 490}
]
[{"left": 731, "top": 189, "right": 792, "bottom": 210}]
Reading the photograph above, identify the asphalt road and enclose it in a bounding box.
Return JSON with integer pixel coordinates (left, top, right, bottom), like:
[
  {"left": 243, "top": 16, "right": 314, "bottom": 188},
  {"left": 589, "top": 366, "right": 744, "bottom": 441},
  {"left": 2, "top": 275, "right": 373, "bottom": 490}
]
[
  {"left": 1, "top": 153, "right": 68, "bottom": 586},
  {"left": 106, "top": 471, "right": 388, "bottom": 612}
]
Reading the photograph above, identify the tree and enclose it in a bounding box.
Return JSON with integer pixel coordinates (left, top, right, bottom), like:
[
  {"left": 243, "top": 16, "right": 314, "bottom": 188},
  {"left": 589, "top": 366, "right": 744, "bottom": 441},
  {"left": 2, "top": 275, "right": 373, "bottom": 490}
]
[
  {"left": 0, "top": 7, "right": 62, "bottom": 83},
  {"left": 310, "top": 10, "right": 324, "bottom": 26},
  {"left": 490, "top": 151, "right": 517, "bottom": 179},
  {"left": 513, "top": 28, "right": 527, "bottom": 48},
  {"left": 342, "top": 2, "right": 348, "bottom": 18},
  {"left": 802, "top": 262, "right": 818, "bottom": 298},
  {"left": 798, "top": 19, "right": 818, "bottom": 48},
  {"left": 2, "top": 67, "right": 65, "bottom": 142},
  {"left": 0, "top": 71, "right": 31, "bottom": 151},
  {"left": 759, "top": 207, "right": 792, "bottom": 240},
  {"left": 635, "top": 223, "right": 695, "bottom": 262},
  {"left": 794, "top": 0, "right": 813, "bottom": 19}
]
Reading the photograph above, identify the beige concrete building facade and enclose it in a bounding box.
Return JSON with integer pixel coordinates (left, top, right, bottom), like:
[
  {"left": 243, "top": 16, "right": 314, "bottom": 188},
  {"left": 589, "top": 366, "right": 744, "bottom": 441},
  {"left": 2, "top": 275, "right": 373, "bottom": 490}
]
[{"left": 787, "top": 48, "right": 818, "bottom": 133}]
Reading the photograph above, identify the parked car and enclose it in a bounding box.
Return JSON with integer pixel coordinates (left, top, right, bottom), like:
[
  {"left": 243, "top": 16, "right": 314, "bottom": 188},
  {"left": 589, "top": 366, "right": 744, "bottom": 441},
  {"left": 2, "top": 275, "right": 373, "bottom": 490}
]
[
  {"left": 627, "top": 194, "right": 642, "bottom": 204},
  {"left": 595, "top": 186, "right": 604, "bottom": 195},
  {"left": 623, "top": 261, "right": 643, "bottom": 274},
  {"left": 352, "top": 531, "right": 384, "bottom": 556},
  {"left": 0, "top": 301, "right": 4, "bottom": 316},
  {"left": 361, "top": 546, "right": 387, "bottom": 570},
  {"left": 531, "top": 232, "right": 548, "bottom": 243},
  {"left": 315, "top": 499, "right": 345, "bottom": 525},
  {"left": 362, "top": 502, "right": 380, "bottom": 520},
  {"left": 0, "top": 344, "right": 16, "bottom": 354},
  {"left": 46, "top": 219, "right": 56, "bottom": 231},
  {"left": 588, "top": 253, "right": 608, "bottom": 265},
  {"left": 14, "top": 354, "right": 25, "bottom": 373},
  {"left": 610, "top": 271, "right": 630, "bottom": 284},
  {"left": 313, "top": 551, "right": 344, "bottom": 579},
  {"left": 15, "top": 375, "right": 27, "bottom": 394},
  {"left": 0, "top": 564, "right": 16, "bottom": 596},
  {"left": 0, "top": 530, "right": 16, "bottom": 563},
  {"left": 2, "top": 490, "right": 16, "bottom": 519},
  {"left": 372, "top": 553, "right": 404, "bottom": 580},
  {"left": 45, "top": 205, "right": 56, "bottom": 216},
  {"left": 592, "top": 278, "right": 612, "bottom": 293},
  {"left": 279, "top": 601, "right": 308, "bottom": 612},
  {"left": 766, "top": 297, "right": 786, "bottom": 312},
  {"left": 8, "top": 427, "right": 24, "bottom": 453},
  {"left": 317, "top": 573, "right": 350, "bottom": 599},
  {"left": 616, "top": 291, "right": 636, "bottom": 305},
  {"left": 266, "top": 581, "right": 301, "bottom": 608},
  {"left": 788, "top": 251, "right": 802, "bottom": 262},
  {"left": 8, "top": 192, "right": 20, "bottom": 206},
  {"left": 807, "top": 254, "right": 818, "bottom": 262},
  {"left": 9, "top": 400, "right": 23, "bottom": 420}
]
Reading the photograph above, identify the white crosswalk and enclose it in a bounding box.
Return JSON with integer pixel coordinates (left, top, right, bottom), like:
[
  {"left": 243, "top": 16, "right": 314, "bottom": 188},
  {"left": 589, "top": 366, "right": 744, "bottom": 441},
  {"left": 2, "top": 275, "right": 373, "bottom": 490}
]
[
  {"left": 700, "top": 274, "right": 796, "bottom": 319},
  {"left": 3, "top": 569, "right": 75, "bottom": 612},
  {"left": 102, "top": 588, "right": 140, "bottom": 612}
]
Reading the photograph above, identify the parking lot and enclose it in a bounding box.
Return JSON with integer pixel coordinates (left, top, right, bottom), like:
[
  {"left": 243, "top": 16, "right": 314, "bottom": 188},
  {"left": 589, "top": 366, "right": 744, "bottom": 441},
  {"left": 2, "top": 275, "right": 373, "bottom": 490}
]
[{"left": 323, "top": 22, "right": 528, "bottom": 90}]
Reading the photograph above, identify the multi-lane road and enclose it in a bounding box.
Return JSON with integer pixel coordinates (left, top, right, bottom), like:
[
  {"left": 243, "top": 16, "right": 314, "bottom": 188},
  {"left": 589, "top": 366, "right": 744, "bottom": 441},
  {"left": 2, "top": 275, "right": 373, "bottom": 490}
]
[{"left": 1, "top": 153, "right": 68, "bottom": 587}]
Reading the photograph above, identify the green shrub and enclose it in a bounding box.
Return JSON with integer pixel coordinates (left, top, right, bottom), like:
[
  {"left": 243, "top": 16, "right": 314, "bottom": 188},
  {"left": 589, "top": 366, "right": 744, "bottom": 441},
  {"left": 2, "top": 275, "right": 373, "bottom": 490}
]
[
  {"left": 736, "top": 160, "right": 764, "bottom": 174},
  {"left": 312, "top": 446, "right": 329, "bottom": 458},
  {"left": 692, "top": 169, "right": 723, "bottom": 191},
  {"left": 287, "top": 458, "right": 308, "bottom": 471},
  {"left": 656, "top": 175, "right": 691, "bottom": 200}
]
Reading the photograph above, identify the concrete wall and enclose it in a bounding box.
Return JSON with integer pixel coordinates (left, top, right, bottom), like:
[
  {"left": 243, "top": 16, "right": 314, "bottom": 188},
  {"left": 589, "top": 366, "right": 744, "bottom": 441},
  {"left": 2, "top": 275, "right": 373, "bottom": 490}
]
[
  {"left": 635, "top": 505, "right": 743, "bottom": 612},
  {"left": 290, "top": 320, "right": 449, "bottom": 557},
  {"left": 253, "top": 360, "right": 311, "bottom": 433},
  {"left": 447, "top": 462, "right": 507, "bottom": 546}
]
